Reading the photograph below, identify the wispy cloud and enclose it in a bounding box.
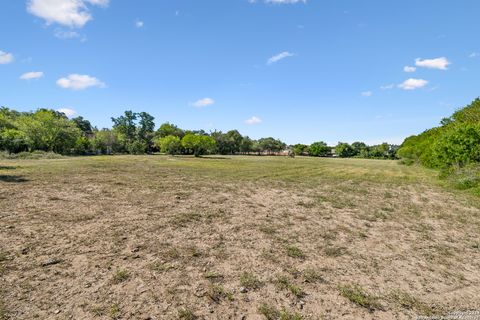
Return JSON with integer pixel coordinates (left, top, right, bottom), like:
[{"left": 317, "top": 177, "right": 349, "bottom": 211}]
[
  {"left": 267, "top": 51, "right": 294, "bottom": 65},
  {"left": 0, "top": 50, "right": 14, "bottom": 64},
  {"left": 135, "top": 20, "right": 144, "bottom": 28},
  {"left": 415, "top": 57, "right": 450, "bottom": 70},
  {"left": 245, "top": 116, "right": 262, "bottom": 125},
  {"left": 361, "top": 91, "right": 372, "bottom": 97},
  {"left": 469, "top": 52, "right": 479, "bottom": 58},
  {"left": 27, "top": 0, "right": 109, "bottom": 28},
  {"left": 380, "top": 84, "right": 394, "bottom": 90},
  {"left": 398, "top": 78, "right": 428, "bottom": 90},
  {"left": 56, "top": 74, "right": 105, "bottom": 90},
  {"left": 191, "top": 98, "right": 215, "bottom": 108},
  {"left": 20, "top": 71, "right": 44, "bottom": 80},
  {"left": 57, "top": 108, "right": 76, "bottom": 117},
  {"left": 403, "top": 66, "right": 416, "bottom": 73},
  {"left": 54, "top": 29, "right": 81, "bottom": 39}
]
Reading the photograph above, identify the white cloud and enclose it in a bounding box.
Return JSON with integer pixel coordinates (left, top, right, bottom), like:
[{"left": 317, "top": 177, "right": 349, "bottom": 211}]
[
  {"left": 135, "top": 20, "right": 144, "bottom": 28},
  {"left": 0, "top": 50, "right": 14, "bottom": 64},
  {"left": 245, "top": 116, "right": 262, "bottom": 125},
  {"left": 415, "top": 57, "right": 450, "bottom": 70},
  {"left": 191, "top": 98, "right": 215, "bottom": 108},
  {"left": 54, "top": 29, "right": 81, "bottom": 39},
  {"left": 20, "top": 71, "right": 44, "bottom": 80},
  {"left": 27, "top": 0, "right": 109, "bottom": 28},
  {"left": 361, "top": 91, "right": 372, "bottom": 97},
  {"left": 380, "top": 84, "right": 394, "bottom": 90},
  {"left": 267, "top": 51, "right": 294, "bottom": 65},
  {"left": 469, "top": 52, "right": 479, "bottom": 58},
  {"left": 56, "top": 74, "right": 105, "bottom": 90},
  {"left": 403, "top": 66, "right": 416, "bottom": 73},
  {"left": 398, "top": 78, "right": 428, "bottom": 90},
  {"left": 57, "top": 108, "right": 76, "bottom": 117}
]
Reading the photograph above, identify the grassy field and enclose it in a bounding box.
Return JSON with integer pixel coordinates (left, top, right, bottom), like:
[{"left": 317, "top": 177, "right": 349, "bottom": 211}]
[{"left": 1, "top": 155, "right": 480, "bottom": 319}]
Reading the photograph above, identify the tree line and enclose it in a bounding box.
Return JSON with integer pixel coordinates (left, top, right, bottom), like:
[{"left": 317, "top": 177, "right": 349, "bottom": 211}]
[
  {"left": 398, "top": 98, "right": 480, "bottom": 168},
  {"left": 397, "top": 98, "right": 480, "bottom": 192},
  {"left": 0, "top": 107, "right": 398, "bottom": 159}
]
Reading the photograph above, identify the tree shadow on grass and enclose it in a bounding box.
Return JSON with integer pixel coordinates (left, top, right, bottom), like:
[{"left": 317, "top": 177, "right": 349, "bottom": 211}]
[
  {"left": 199, "top": 156, "right": 231, "bottom": 160},
  {"left": 0, "top": 175, "right": 28, "bottom": 183},
  {"left": 0, "top": 166, "right": 18, "bottom": 170}
]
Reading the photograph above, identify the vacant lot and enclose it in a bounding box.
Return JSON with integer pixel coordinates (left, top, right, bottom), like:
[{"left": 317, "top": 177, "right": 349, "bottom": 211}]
[{"left": 1, "top": 156, "right": 480, "bottom": 319}]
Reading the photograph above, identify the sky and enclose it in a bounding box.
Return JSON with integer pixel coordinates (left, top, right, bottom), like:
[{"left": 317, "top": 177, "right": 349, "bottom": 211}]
[{"left": 0, "top": 0, "right": 479, "bottom": 145}]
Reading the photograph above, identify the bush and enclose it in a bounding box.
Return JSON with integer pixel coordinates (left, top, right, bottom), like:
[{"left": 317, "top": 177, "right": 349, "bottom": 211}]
[
  {"left": 432, "top": 124, "right": 480, "bottom": 168},
  {"left": 127, "top": 141, "right": 147, "bottom": 155},
  {"left": 155, "top": 135, "right": 182, "bottom": 155}
]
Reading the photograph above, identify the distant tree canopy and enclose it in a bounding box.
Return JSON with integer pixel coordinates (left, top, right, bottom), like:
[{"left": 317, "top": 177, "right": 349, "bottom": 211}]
[
  {"left": 397, "top": 98, "right": 480, "bottom": 169},
  {"left": 0, "top": 106, "right": 400, "bottom": 160}
]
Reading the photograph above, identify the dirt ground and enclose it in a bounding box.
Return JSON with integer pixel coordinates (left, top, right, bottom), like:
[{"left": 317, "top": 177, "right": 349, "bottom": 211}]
[{"left": 1, "top": 155, "right": 480, "bottom": 319}]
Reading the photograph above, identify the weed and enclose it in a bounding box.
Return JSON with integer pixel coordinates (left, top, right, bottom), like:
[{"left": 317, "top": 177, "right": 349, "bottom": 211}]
[
  {"left": 324, "top": 246, "right": 347, "bottom": 257},
  {"left": 276, "top": 276, "right": 305, "bottom": 299},
  {"left": 258, "top": 303, "right": 280, "bottom": 320},
  {"left": 286, "top": 245, "right": 305, "bottom": 259},
  {"left": 207, "top": 284, "right": 233, "bottom": 302},
  {"left": 338, "top": 284, "right": 381, "bottom": 311},
  {"left": 178, "top": 308, "right": 196, "bottom": 320},
  {"left": 112, "top": 269, "right": 130, "bottom": 284},
  {"left": 149, "top": 261, "right": 173, "bottom": 273},
  {"left": 303, "top": 268, "right": 325, "bottom": 284},
  {"left": 258, "top": 304, "right": 302, "bottom": 320},
  {"left": 91, "top": 305, "right": 105, "bottom": 316},
  {"left": 240, "top": 271, "right": 262, "bottom": 289},
  {"left": 389, "top": 290, "right": 433, "bottom": 315},
  {"left": 204, "top": 270, "right": 222, "bottom": 281},
  {"left": 109, "top": 303, "right": 121, "bottom": 319}
]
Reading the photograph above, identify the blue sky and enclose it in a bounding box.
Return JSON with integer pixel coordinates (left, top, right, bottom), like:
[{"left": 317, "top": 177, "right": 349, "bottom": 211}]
[{"left": 0, "top": 0, "right": 479, "bottom": 145}]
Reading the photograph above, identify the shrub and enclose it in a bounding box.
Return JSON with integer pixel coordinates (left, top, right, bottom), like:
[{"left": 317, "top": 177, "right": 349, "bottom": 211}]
[{"left": 155, "top": 135, "right": 182, "bottom": 155}]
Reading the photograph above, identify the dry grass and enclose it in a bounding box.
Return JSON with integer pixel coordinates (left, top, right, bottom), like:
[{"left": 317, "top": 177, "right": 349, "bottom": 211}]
[{"left": 0, "top": 155, "right": 479, "bottom": 319}]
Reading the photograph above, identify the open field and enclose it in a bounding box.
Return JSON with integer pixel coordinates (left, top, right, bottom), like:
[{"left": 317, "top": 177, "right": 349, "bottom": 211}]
[{"left": 1, "top": 155, "right": 480, "bottom": 319}]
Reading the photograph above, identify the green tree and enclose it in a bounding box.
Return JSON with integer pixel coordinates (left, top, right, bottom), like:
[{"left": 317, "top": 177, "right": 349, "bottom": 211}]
[
  {"left": 258, "top": 137, "right": 286, "bottom": 154},
  {"left": 111, "top": 110, "right": 138, "bottom": 150},
  {"left": 239, "top": 136, "right": 253, "bottom": 154},
  {"left": 308, "top": 141, "right": 330, "bottom": 157},
  {"left": 72, "top": 116, "right": 93, "bottom": 136},
  {"left": 92, "top": 129, "right": 121, "bottom": 154},
  {"left": 156, "top": 122, "right": 185, "bottom": 138},
  {"left": 181, "top": 134, "right": 217, "bottom": 157},
  {"left": 0, "top": 129, "right": 28, "bottom": 154},
  {"left": 16, "top": 109, "right": 81, "bottom": 154},
  {"left": 432, "top": 124, "right": 480, "bottom": 167},
  {"left": 155, "top": 135, "right": 182, "bottom": 155},
  {"left": 293, "top": 144, "right": 309, "bottom": 156},
  {"left": 111, "top": 110, "right": 156, "bottom": 154},
  {"left": 335, "top": 142, "right": 355, "bottom": 158}
]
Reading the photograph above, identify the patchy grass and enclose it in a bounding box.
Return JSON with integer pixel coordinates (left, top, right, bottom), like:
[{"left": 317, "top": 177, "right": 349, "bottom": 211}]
[
  {"left": 206, "top": 284, "right": 234, "bottom": 302},
  {"left": 285, "top": 245, "right": 306, "bottom": 259},
  {"left": 1, "top": 155, "right": 479, "bottom": 319},
  {"left": 178, "top": 308, "right": 196, "bottom": 320},
  {"left": 258, "top": 303, "right": 302, "bottom": 320},
  {"left": 240, "top": 271, "right": 262, "bottom": 290},
  {"left": 339, "top": 284, "right": 382, "bottom": 311},
  {"left": 303, "top": 268, "right": 325, "bottom": 284},
  {"left": 112, "top": 269, "right": 130, "bottom": 284},
  {"left": 276, "top": 275, "right": 305, "bottom": 299},
  {"left": 389, "top": 290, "right": 434, "bottom": 316}
]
